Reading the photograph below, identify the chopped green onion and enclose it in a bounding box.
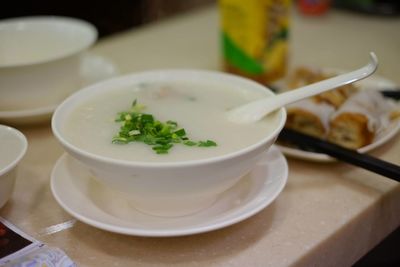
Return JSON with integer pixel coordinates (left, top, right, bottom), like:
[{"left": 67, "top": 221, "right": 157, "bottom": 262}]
[
  {"left": 174, "top": 128, "right": 186, "bottom": 137},
  {"left": 112, "top": 99, "right": 217, "bottom": 154},
  {"left": 183, "top": 140, "right": 197, "bottom": 146},
  {"left": 129, "top": 130, "right": 141, "bottom": 136},
  {"left": 198, "top": 140, "right": 217, "bottom": 147}
]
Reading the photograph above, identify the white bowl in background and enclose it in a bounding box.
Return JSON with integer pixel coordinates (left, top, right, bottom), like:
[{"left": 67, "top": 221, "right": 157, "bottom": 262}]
[
  {"left": 52, "top": 70, "right": 286, "bottom": 217},
  {"left": 0, "top": 125, "right": 28, "bottom": 208},
  {"left": 0, "top": 16, "right": 97, "bottom": 111}
]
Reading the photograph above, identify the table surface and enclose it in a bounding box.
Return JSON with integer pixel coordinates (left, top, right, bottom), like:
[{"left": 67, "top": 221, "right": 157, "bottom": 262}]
[{"left": 2, "top": 5, "right": 400, "bottom": 267}]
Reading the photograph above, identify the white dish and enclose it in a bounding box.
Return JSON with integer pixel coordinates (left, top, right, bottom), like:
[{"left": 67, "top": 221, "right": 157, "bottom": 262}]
[
  {"left": 0, "top": 16, "right": 97, "bottom": 112},
  {"left": 277, "top": 74, "right": 400, "bottom": 162},
  {"left": 0, "top": 53, "right": 118, "bottom": 125},
  {"left": 50, "top": 146, "right": 288, "bottom": 237},
  {"left": 51, "top": 69, "right": 286, "bottom": 217}
]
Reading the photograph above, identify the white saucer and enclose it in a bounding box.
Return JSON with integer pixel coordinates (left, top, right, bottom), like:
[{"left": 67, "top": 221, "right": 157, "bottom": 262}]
[
  {"left": 277, "top": 73, "right": 400, "bottom": 162},
  {"left": 0, "top": 53, "right": 118, "bottom": 125},
  {"left": 50, "top": 146, "right": 288, "bottom": 237}
]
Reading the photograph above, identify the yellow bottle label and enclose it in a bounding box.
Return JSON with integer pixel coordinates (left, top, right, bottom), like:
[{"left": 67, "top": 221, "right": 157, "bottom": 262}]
[{"left": 220, "top": 0, "right": 291, "bottom": 84}]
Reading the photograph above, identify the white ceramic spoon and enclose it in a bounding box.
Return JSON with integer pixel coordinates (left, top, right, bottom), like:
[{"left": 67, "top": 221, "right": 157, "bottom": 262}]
[{"left": 228, "top": 52, "right": 378, "bottom": 123}]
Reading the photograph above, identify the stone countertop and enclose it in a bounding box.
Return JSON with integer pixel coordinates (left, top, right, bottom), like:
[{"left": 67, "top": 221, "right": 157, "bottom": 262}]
[{"left": 1, "top": 5, "right": 400, "bottom": 267}]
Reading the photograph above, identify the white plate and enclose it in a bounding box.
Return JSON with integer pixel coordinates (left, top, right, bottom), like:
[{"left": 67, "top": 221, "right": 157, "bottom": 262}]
[
  {"left": 50, "top": 146, "right": 288, "bottom": 237},
  {"left": 0, "top": 53, "right": 118, "bottom": 125},
  {"left": 277, "top": 74, "right": 400, "bottom": 162}
]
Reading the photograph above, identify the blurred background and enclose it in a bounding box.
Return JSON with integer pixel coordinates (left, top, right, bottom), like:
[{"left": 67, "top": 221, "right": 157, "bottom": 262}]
[
  {"left": 0, "top": 0, "right": 214, "bottom": 38},
  {"left": 1, "top": 0, "right": 398, "bottom": 38}
]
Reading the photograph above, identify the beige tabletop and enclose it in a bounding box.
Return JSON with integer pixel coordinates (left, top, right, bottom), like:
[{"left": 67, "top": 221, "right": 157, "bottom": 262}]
[{"left": 2, "top": 5, "right": 400, "bottom": 267}]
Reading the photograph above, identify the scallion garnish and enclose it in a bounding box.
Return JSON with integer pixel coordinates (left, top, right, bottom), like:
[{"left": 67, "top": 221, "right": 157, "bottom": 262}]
[{"left": 112, "top": 100, "right": 217, "bottom": 154}]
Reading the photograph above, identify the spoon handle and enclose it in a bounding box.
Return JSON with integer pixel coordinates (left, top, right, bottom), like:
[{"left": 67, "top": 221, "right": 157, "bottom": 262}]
[
  {"left": 273, "top": 52, "right": 378, "bottom": 106},
  {"left": 229, "top": 52, "right": 378, "bottom": 123}
]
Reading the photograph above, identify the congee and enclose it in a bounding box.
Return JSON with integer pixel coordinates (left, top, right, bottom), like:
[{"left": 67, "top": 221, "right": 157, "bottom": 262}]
[{"left": 63, "top": 80, "right": 281, "bottom": 162}]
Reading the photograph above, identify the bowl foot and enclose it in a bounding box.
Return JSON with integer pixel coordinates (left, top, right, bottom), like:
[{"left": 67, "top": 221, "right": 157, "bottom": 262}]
[{"left": 127, "top": 194, "right": 219, "bottom": 217}]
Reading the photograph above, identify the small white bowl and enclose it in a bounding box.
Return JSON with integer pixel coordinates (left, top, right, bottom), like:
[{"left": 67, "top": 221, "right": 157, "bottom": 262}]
[
  {"left": 52, "top": 70, "right": 286, "bottom": 217},
  {"left": 0, "top": 16, "right": 97, "bottom": 111},
  {"left": 0, "top": 125, "right": 28, "bottom": 208}
]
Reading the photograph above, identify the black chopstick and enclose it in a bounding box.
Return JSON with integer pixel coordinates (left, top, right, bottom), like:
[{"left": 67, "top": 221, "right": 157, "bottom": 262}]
[
  {"left": 279, "top": 128, "right": 400, "bottom": 182},
  {"left": 381, "top": 90, "right": 400, "bottom": 100}
]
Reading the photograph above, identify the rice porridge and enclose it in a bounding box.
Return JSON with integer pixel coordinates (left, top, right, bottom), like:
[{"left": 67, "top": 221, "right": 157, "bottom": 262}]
[{"left": 63, "top": 80, "right": 280, "bottom": 162}]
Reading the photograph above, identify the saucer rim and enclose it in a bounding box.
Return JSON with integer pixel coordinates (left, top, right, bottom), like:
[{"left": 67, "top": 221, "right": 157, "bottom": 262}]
[
  {"left": 0, "top": 105, "right": 57, "bottom": 119},
  {"left": 50, "top": 146, "right": 288, "bottom": 237}
]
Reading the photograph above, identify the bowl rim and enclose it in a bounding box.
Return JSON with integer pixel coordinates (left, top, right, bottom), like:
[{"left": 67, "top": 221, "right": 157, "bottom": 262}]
[
  {"left": 0, "top": 16, "right": 98, "bottom": 68},
  {"left": 51, "top": 69, "right": 287, "bottom": 168},
  {"left": 0, "top": 124, "right": 28, "bottom": 176}
]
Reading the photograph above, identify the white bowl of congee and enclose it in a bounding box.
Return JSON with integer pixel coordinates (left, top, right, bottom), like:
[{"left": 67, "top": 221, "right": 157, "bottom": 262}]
[{"left": 51, "top": 70, "right": 286, "bottom": 216}]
